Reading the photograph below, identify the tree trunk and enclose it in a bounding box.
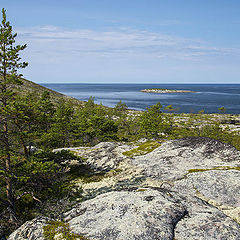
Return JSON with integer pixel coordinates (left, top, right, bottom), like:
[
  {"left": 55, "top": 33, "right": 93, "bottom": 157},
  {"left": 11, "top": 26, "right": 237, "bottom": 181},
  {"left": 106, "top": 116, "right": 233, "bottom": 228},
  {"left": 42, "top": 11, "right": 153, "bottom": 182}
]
[
  {"left": 1, "top": 68, "right": 16, "bottom": 219},
  {"left": 3, "top": 116, "right": 16, "bottom": 219}
]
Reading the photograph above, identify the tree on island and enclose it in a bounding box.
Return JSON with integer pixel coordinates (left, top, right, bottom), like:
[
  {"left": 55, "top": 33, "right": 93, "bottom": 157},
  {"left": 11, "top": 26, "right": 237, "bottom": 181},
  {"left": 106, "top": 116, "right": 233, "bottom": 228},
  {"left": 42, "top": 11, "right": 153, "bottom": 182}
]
[{"left": 0, "top": 8, "right": 28, "bottom": 220}]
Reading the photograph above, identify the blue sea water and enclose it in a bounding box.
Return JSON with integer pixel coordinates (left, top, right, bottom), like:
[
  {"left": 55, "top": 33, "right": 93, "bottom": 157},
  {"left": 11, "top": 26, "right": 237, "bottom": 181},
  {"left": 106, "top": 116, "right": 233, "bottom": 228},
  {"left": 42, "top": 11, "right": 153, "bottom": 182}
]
[{"left": 42, "top": 84, "right": 240, "bottom": 114}]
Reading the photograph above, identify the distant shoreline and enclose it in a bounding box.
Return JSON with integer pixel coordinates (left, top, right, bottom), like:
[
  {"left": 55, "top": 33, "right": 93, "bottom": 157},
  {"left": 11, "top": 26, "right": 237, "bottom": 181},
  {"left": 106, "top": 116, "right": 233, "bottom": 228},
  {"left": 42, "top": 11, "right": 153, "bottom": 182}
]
[{"left": 141, "top": 88, "right": 196, "bottom": 93}]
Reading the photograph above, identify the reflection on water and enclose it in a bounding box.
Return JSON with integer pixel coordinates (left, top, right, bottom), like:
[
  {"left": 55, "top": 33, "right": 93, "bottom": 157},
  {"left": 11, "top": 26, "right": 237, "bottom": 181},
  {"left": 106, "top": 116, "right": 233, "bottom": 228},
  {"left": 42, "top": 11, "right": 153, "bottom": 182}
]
[{"left": 42, "top": 83, "right": 240, "bottom": 114}]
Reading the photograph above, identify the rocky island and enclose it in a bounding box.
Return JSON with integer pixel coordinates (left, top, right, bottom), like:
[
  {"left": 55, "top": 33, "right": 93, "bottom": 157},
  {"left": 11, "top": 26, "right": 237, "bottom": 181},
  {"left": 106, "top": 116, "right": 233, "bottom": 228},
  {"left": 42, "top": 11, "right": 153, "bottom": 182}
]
[{"left": 141, "top": 88, "right": 196, "bottom": 93}]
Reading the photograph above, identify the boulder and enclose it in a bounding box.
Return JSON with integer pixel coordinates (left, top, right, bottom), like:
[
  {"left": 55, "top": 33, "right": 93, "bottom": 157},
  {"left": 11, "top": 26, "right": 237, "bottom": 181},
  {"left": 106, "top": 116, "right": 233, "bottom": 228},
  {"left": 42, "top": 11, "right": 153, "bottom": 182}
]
[
  {"left": 64, "top": 189, "right": 186, "bottom": 240},
  {"left": 8, "top": 217, "right": 49, "bottom": 240},
  {"left": 8, "top": 137, "right": 240, "bottom": 239},
  {"left": 63, "top": 189, "right": 240, "bottom": 240}
]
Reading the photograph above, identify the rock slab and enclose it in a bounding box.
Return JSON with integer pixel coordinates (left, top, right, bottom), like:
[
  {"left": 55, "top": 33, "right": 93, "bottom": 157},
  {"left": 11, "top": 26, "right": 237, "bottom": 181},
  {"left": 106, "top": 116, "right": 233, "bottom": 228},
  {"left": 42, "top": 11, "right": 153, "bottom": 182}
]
[{"left": 8, "top": 137, "right": 240, "bottom": 239}]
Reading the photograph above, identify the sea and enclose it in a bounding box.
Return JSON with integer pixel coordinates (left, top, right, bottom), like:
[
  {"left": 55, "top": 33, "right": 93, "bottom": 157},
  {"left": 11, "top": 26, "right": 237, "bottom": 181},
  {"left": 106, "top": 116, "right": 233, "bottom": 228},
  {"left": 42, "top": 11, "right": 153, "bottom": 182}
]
[{"left": 41, "top": 84, "right": 240, "bottom": 114}]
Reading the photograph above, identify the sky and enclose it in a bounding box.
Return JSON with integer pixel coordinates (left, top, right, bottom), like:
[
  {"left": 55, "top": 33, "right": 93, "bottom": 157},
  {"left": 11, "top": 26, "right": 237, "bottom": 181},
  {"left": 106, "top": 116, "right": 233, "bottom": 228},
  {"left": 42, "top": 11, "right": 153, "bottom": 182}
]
[{"left": 1, "top": 0, "right": 240, "bottom": 83}]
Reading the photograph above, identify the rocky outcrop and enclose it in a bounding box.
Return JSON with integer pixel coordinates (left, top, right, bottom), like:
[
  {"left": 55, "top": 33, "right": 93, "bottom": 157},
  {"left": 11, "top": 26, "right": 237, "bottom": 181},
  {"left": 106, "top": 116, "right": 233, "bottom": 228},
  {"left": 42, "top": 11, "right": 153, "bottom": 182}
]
[
  {"left": 9, "top": 189, "right": 240, "bottom": 240},
  {"left": 54, "top": 142, "right": 134, "bottom": 171},
  {"left": 141, "top": 89, "right": 196, "bottom": 93},
  {"left": 8, "top": 137, "right": 240, "bottom": 239},
  {"left": 64, "top": 189, "right": 187, "bottom": 240},
  {"left": 8, "top": 217, "right": 49, "bottom": 240},
  {"left": 132, "top": 137, "right": 240, "bottom": 224},
  {"left": 132, "top": 137, "right": 240, "bottom": 181},
  {"left": 64, "top": 189, "right": 240, "bottom": 240}
]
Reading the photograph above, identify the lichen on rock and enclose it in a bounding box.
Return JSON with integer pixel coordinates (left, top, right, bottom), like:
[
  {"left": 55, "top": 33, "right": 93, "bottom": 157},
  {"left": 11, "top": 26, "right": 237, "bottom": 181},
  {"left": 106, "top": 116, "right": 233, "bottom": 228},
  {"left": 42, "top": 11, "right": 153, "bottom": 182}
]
[{"left": 8, "top": 137, "right": 240, "bottom": 239}]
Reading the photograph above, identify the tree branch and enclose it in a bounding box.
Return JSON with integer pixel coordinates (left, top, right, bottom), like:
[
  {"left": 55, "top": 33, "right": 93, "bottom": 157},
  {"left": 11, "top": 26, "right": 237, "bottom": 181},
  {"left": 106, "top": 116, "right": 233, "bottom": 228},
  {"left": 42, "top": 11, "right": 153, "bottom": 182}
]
[{"left": 16, "top": 192, "right": 42, "bottom": 203}]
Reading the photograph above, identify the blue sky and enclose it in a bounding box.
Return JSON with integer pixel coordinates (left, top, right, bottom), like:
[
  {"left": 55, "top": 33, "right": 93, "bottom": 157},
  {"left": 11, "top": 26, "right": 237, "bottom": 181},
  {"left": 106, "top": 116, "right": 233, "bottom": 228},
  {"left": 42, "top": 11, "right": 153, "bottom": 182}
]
[{"left": 1, "top": 0, "right": 240, "bottom": 83}]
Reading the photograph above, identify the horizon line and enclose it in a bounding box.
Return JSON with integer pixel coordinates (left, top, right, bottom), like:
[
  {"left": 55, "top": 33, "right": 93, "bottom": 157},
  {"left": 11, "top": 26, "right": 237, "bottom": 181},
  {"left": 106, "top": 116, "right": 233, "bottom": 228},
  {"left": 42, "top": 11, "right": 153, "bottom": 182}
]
[{"left": 38, "top": 82, "right": 240, "bottom": 85}]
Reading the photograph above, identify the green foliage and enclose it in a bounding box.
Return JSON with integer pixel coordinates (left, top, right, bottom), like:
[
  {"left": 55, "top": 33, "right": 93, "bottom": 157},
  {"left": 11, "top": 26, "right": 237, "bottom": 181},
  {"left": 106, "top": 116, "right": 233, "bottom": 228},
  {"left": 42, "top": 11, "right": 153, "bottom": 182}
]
[
  {"left": 218, "top": 106, "right": 226, "bottom": 113},
  {"left": 139, "top": 102, "right": 172, "bottom": 138},
  {"left": 43, "top": 221, "right": 89, "bottom": 240},
  {"left": 73, "top": 97, "right": 119, "bottom": 145},
  {"left": 164, "top": 105, "right": 177, "bottom": 113},
  {"left": 110, "top": 101, "right": 141, "bottom": 141},
  {"left": 35, "top": 91, "right": 56, "bottom": 131},
  {"left": 33, "top": 150, "right": 82, "bottom": 164},
  {"left": 39, "top": 132, "right": 65, "bottom": 150},
  {"left": 0, "top": 7, "right": 28, "bottom": 219},
  {"left": 168, "top": 112, "right": 240, "bottom": 150},
  {"left": 0, "top": 149, "right": 85, "bottom": 223},
  {"left": 49, "top": 99, "right": 74, "bottom": 147},
  {"left": 13, "top": 154, "right": 61, "bottom": 203},
  {"left": 112, "top": 100, "right": 128, "bottom": 117}
]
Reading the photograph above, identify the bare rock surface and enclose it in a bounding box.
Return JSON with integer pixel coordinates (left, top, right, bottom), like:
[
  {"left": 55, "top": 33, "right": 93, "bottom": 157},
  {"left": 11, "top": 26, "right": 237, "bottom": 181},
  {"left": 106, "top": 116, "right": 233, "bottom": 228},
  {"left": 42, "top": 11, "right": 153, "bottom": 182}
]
[
  {"left": 132, "top": 137, "right": 240, "bottom": 224},
  {"left": 132, "top": 137, "right": 240, "bottom": 181},
  {"left": 8, "top": 137, "right": 240, "bottom": 239},
  {"left": 173, "top": 170, "right": 240, "bottom": 207},
  {"left": 8, "top": 189, "right": 240, "bottom": 240},
  {"left": 64, "top": 189, "right": 240, "bottom": 240},
  {"left": 63, "top": 189, "right": 240, "bottom": 240},
  {"left": 60, "top": 142, "right": 134, "bottom": 171},
  {"left": 8, "top": 217, "right": 49, "bottom": 240},
  {"left": 64, "top": 189, "right": 186, "bottom": 240}
]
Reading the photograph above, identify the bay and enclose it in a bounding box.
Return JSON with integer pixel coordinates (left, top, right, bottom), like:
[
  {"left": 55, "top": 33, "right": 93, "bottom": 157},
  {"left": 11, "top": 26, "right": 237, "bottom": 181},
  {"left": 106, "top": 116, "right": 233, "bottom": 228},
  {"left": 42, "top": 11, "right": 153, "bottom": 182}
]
[{"left": 42, "top": 83, "right": 240, "bottom": 114}]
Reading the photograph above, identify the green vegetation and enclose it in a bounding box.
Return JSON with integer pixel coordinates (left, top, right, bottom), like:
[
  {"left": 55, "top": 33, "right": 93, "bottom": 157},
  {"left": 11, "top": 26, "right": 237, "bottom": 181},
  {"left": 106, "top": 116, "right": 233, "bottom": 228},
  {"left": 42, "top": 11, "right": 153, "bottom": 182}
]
[
  {"left": 123, "top": 141, "right": 161, "bottom": 157},
  {"left": 136, "top": 188, "right": 148, "bottom": 192},
  {"left": 43, "top": 221, "right": 89, "bottom": 240},
  {"left": 139, "top": 102, "right": 172, "bottom": 138},
  {"left": 188, "top": 166, "right": 240, "bottom": 173},
  {"left": 218, "top": 106, "right": 226, "bottom": 114},
  {"left": 1, "top": 7, "right": 240, "bottom": 237},
  {"left": 0, "top": 7, "right": 28, "bottom": 221}
]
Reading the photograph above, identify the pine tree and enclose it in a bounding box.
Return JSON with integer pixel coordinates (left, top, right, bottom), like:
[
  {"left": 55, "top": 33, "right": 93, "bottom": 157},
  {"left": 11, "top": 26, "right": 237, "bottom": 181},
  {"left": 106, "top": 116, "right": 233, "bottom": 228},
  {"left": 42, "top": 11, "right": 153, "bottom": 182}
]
[
  {"left": 0, "top": 8, "right": 28, "bottom": 219},
  {"left": 139, "top": 102, "right": 171, "bottom": 138}
]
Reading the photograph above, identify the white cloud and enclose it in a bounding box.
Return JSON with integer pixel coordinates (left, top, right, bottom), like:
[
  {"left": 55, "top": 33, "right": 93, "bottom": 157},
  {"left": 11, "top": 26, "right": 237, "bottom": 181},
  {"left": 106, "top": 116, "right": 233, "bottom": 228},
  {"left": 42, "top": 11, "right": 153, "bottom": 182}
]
[
  {"left": 14, "top": 26, "right": 240, "bottom": 83},
  {"left": 16, "top": 26, "right": 238, "bottom": 60}
]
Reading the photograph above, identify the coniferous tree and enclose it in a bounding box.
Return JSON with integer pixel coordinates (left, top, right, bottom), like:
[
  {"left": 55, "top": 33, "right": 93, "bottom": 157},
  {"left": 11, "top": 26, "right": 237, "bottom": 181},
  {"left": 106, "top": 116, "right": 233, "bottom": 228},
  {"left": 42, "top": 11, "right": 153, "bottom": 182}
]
[
  {"left": 139, "top": 102, "right": 171, "bottom": 138},
  {"left": 0, "top": 8, "right": 28, "bottom": 219}
]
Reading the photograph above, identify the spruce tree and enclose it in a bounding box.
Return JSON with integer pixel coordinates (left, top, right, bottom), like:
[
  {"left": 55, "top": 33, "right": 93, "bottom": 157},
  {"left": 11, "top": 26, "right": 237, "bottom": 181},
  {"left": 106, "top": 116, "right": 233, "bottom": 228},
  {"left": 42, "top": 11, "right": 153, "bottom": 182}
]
[{"left": 0, "top": 8, "right": 28, "bottom": 219}]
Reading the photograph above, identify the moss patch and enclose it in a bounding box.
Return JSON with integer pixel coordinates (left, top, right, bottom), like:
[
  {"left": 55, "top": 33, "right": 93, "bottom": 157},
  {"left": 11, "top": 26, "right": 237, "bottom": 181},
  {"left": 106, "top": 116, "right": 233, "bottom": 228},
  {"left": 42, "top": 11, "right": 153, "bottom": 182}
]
[
  {"left": 136, "top": 188, "right": 148, "bottom": 192},
  {"left": 123, "top": 141, "right": 161, "bottom": 158},
  {"left": 77, "top": 168, "right": 123, "bottom": 184},
  {"left": 188, "top": 166, "right": 240, "bottom": 173},
  {"left": 43, "top": 220, "right": 89, "bottom": 240},
  {"left": 79, "top": 173, "right": 106, "bottom": 184}
]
